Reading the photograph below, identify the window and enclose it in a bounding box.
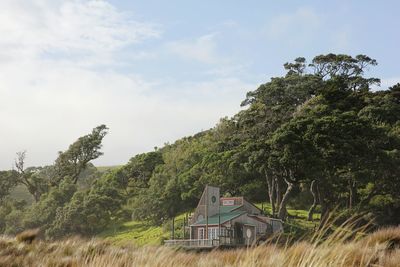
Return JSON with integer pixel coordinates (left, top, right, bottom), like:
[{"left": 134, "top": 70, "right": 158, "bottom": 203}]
[
  {"left": 208, "top": 227, "right": 217, "bottom": 240},
  {"left": 198, "top": 228, "right": 205, "bottom": 239},
  {"left": 206, "top": 227, "right": 227, "bottom": 239}
]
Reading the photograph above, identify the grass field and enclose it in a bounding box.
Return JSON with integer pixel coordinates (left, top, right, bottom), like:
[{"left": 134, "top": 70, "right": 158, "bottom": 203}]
[
  {"left": 98, "top": 213, "right": 189, "bottom": 245},
  {"left": 98, "top": 220, "right": 169, "bottom": 246},
  {"left": 2, "top": 225, "right": 400, "bottom": 266}
]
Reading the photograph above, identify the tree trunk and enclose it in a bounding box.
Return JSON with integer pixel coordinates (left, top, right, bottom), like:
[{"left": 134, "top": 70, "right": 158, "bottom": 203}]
[
  {"left": 349, "top": 180, "right": 357, "bottom": 209},
  {"left": 278, "top": 178, "right": 294, "bottom": 220},
  {"left": 33, "top": 192, "right": 40, "bottom": 202},
  {"left": 26, "top": 186, "right": 40, "bottom": 203},
  {"left": 308, "top": 180, "right": 318, "bottom": 221},
  {"left": 318, "top": 187, "right": 330, "bottom": 229},
  {"left": 265, "top": 171, "right": 276, "bottom": 216},
  {"left": 275, "top": 176, "right": 283, "bottom": 213}
]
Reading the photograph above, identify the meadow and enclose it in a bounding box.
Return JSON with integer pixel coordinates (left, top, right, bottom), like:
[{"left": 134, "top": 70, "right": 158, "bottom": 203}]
[{"left": 1, "top": 224, "right": 399, "bottom": 267}]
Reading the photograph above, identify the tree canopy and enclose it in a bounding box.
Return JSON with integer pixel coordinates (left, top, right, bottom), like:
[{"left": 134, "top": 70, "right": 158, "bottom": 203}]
[{"left": 1, "top": 54, "right": 400, "bottom": 238}]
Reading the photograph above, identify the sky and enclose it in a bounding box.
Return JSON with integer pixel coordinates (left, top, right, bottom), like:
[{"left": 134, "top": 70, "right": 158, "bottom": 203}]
[{"left": 1, "top": 0, "right": 399, "bottom": 169}]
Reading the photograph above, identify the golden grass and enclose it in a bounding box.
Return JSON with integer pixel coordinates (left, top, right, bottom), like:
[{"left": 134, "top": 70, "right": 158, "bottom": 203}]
[
  {"left": 16, "top": 229, "right": 40, "bottom": 244},
  {"left": 1, "top": 226, "right": 400, "bottom": 267}
]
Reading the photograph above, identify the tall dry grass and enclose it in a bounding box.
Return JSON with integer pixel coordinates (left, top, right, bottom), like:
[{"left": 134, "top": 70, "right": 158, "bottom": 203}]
[{"left": 1, "top": 224, "right": 400, "bottom": 267}]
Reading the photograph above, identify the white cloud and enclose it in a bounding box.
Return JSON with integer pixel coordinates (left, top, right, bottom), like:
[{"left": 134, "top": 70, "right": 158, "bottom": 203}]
[
  {"left": 0, "top": 0, "right": 160, "bottom": 64},
  {"left": 0, "top": 59, "right": 252, "bottom": 168},
  {"left": 166, "top": 33, "right": 219, "bottom": 64},
  {"left": 265, "top": 7, "right": 321, "bottom": 40},
  {"left": 0, "top": 0, "right": 163, "bottom": 168},
  {"left": 0, "top": 1, "right": 251, "bottom": 169}
]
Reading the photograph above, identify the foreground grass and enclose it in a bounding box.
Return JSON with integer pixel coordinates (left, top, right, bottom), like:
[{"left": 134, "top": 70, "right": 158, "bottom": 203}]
[{"left": 2, "top": 225, "right": 400, "bottom": 266}]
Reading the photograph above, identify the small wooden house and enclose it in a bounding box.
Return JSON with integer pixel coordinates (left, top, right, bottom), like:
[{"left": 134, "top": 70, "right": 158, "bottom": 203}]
[{"left": 165, "top": 185, "right": 283, "bottom": 248}]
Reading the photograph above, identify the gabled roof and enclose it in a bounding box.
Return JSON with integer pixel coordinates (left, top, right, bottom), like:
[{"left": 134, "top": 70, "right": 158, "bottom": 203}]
[
  {"left": 219, "top": 205, "right": 242, "bottom": 213},
  {"left": 191, "top": 211, "right": 245, "bottom": 226}
]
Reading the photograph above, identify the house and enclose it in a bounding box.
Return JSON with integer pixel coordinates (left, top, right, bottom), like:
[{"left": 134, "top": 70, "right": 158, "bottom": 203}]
[{"left": 164, "top": 185, "right": 283, "bottom": 248}]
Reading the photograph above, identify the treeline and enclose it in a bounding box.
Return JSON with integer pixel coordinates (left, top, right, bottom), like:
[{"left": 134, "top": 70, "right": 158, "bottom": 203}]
[{"left": 1, "top": 54, "right": 399, "bottom": 239}]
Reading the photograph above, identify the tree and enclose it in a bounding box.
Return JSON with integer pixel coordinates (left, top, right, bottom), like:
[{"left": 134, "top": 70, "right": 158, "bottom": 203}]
[
  {"left": 267, "top": 117, "right": 323, "bottom": 220},
  {"left": 23, "top": 179, "right": 77, "bottom": 231},
  {"left": 46, "top": 171, "right": 126, "bottom": 238},
  {"left": 53, "top": 125, "right": 108, "bottom": 185},
  {"left": 239, "top": 71, "right": 323, "bottom": 217},
  {"left": 0, "top": 170, "right": 18, "bottom": 203},
  {"left": 122, "top": 151, "right": 164, "bottom": 197},
  {"left": 14, "top": 151, "right": 48, "bottom": 202}
]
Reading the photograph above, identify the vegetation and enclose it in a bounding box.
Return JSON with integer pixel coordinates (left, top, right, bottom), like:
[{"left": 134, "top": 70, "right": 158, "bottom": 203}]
[
  {"left": 1, "top": 223, "right": 400, "bottom": 266},
  {"left": 98, "top": 220, "right": 169, "bottom": 246},
  {"left": 0, "top": 54, "right": 399, "bottom": 245}
]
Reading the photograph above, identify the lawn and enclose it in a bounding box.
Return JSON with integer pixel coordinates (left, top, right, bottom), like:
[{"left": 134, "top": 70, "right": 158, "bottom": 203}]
[
  {"left": 98, "top": 213, "right": 189, "bottom": 246},
  {"left": 98, "top": 220, "right": 169, "bottom": 246}
]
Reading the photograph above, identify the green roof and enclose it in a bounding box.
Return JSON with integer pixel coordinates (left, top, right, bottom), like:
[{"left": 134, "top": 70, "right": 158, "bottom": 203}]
[
  {"left": 192, "top": 211, "right": 245, "bottom": 226},
  {"left": 219, "top": 205, "right": 242, "bottom": 213}
]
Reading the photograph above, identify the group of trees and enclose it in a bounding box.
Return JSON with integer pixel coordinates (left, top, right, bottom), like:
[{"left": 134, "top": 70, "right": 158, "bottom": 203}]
[
  {"left": 0, "top": 54, "right": 399, "bottom": 239},
  {"left": 126, "top": 54, "right": 400, "bottom": 226},
  {"left": 0, "top": 125, "right": 124, "bottom": 237}
]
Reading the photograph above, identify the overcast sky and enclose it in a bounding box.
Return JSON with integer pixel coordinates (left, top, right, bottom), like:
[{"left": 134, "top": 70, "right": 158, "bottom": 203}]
[{"left": 1, "top": 0, "right": 399, "bottom": 169}]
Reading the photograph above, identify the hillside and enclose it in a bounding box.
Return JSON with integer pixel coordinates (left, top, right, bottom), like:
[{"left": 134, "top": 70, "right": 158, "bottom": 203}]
[{"left": 1, "top": 54, "right": 399, "bottom": 244}]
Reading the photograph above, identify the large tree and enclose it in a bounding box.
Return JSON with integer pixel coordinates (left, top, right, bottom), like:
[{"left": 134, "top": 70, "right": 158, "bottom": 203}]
[
  {"left": 53, "top": 125, "right": 108, "bottom": 185},
  {"left": 0, "top": 170, "right": 18, "bottom": 203}
]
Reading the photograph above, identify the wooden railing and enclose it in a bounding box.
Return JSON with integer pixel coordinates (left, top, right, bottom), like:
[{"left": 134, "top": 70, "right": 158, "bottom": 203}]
[{"left": 164, "top": 239, "right": 220, "bottom": 248}]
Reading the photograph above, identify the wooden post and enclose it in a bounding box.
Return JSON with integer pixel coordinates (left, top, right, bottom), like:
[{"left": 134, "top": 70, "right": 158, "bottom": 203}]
[
  {"left": 205, "top": 185, "right": 208, "bottom": 240},
  {"left": 186, "top": 213, "right": 189, "bottom": 239},
  {"left": 183, "top": 216, "right": 186, "bottom": 239},
  {"left": 218, "top": 202, "right": 221, "bottom": 245},
  {"left": 172, "top": 217, "right": 175, "bottom": 240}
]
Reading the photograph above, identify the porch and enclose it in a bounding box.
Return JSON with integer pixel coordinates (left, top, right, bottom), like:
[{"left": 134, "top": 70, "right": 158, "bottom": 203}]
[{"left": 164, "top": 236, "right": 237, "bottom": 249}]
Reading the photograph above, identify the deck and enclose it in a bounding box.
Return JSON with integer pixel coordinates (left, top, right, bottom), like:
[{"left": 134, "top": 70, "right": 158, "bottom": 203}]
[{"left": 164, "top": 237, "right": 238, "bottom": 249}]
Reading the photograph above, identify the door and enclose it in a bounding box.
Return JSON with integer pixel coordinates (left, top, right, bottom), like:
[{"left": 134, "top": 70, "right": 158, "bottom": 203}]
[{"left": 198, "top": 228, "right": 205, "bottom": 239}]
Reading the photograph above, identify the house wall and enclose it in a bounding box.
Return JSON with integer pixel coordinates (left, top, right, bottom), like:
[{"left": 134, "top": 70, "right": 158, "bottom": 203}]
[
  {"left": 228, "top": 214, "right": 269, "bottom": 235},
  {"left": 240, "top": 199, "right": 262, "bottom": 215},
  {"left": 271, "top": 219, "right": 284, "bottom": 232},
  {"left": 261, "top": 217, "right": 284, "bottom": 233},
  {"left": 242, "top": 225, "right": 256, "bottom": 245},
  {"left": 190, "top": 185, "right": 220, "bottom": 225},
  {"left": 191, "top": 226, "right": 202, "bottom": 239}
]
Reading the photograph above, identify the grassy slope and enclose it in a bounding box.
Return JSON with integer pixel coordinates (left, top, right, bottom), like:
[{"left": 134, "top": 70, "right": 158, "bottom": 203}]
[
  {"left": 98, "top": 221, "right": 169, "bottom": 246},
  {"left": 98, "top": 213, "right": 188, "bottom": 246},
  {"left": 3, "top": 227, "right": 400, "bottom": 266},
  {"left": 99, "top": 204, "right": 320, "bottom": 246}
]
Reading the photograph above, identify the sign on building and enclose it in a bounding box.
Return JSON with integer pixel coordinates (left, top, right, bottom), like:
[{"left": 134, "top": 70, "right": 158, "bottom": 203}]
[{"left": 222, "top": 199, "right": 235, "bottom": 206}]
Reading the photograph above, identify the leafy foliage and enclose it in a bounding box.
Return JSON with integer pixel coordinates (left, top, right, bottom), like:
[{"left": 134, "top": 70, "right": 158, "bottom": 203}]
[{"left": 1, "top": 54, "right": 400, "bottom": 239}]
